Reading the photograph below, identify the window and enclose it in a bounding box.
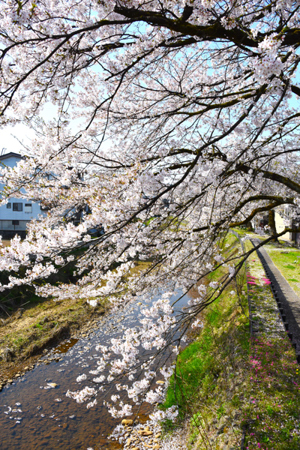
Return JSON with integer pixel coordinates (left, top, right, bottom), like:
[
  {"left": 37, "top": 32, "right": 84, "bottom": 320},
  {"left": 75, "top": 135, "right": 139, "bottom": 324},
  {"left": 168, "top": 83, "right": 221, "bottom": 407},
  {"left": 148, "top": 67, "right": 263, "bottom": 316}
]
[
  {"left": 13, "top": 203, "right": 23, "bottom": 212},
  {"left": 24, "top": 203, "right": 32, "bottom": 213},
  {"left": 12, "top": 220, "right": 19, "bottom": 226},
  {"left": 6, "top": 203, "right": 11, "bottom": 209}
]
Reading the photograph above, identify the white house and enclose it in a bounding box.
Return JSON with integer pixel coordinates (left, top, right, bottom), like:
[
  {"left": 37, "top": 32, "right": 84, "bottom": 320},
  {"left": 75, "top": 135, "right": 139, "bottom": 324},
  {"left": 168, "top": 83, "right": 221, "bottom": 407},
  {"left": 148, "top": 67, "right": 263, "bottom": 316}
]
[{"left": 0, "top": 151, "right": 44, "bottom": 238}]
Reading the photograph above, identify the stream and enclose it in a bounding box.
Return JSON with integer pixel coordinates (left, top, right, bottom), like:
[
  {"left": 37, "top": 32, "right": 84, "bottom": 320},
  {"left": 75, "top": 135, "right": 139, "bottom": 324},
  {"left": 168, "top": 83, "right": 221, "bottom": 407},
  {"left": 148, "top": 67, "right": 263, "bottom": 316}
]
[{"left": 0, "top": 291, "right": 191, "bottom": 449}]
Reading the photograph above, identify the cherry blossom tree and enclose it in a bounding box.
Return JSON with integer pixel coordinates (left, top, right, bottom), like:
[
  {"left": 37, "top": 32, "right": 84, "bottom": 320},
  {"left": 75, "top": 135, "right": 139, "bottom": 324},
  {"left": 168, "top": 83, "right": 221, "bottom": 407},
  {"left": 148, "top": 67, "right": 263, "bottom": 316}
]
[{"left": 0, "top": 0, "right": 300, "bottom": 419}]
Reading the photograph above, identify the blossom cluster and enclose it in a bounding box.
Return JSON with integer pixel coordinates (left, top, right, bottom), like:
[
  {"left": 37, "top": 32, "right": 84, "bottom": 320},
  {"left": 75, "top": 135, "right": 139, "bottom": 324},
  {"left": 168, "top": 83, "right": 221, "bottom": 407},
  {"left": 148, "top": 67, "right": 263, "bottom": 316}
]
[{"left": 0, "top": 0, "right": 299, "bottom": 422}]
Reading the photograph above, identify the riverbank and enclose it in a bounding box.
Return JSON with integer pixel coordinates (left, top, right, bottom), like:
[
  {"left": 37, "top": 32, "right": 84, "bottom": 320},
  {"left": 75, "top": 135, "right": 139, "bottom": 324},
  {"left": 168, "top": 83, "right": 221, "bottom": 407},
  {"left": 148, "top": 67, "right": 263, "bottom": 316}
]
[
  {"left": 160, "top": 232, "right": 300, "bottom": 449},
  {"left": 0, "top": 295, "right": 108, "bottom": 390},
  {"left": 0, "top": 268, "right": 181, "bottom": 450},
  {"left": 0, "top": 247, "right": 149, "bottom": 392},
  {"left": 1, "top": 233, "right": 300, "bottom": 448}
]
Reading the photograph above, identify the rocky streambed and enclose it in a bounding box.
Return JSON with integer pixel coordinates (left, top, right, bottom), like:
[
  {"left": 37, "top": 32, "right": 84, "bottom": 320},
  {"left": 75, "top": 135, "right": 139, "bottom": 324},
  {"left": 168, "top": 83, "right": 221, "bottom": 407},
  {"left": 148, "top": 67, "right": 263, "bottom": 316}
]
[{"left": 0, "top": 292, "right": 189, "bottom": 449}]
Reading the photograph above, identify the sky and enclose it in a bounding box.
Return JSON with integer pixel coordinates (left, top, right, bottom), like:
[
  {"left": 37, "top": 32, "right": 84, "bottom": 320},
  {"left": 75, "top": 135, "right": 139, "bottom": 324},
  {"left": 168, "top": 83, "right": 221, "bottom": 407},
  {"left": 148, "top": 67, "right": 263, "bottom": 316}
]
[
  {"left": 1, "top": 124, "right": 36, "bottom": 156},
  {"left": 1, "top": 100, "right": 60, "bottom": 156}
]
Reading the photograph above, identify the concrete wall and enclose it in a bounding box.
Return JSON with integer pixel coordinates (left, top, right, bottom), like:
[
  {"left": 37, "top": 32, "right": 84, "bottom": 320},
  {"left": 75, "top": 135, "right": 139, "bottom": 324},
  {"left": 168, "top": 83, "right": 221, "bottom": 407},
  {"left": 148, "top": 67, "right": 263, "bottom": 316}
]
[{"left": 274, "top": 211, "right": 291, "bottom": 241}]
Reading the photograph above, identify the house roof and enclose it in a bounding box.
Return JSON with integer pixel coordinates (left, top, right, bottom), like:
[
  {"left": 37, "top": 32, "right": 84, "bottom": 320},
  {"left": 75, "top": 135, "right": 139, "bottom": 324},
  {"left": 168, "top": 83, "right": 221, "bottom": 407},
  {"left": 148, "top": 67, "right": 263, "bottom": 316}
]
[{"left": 0, "top": 152, "right": 24, "bottom": 161}]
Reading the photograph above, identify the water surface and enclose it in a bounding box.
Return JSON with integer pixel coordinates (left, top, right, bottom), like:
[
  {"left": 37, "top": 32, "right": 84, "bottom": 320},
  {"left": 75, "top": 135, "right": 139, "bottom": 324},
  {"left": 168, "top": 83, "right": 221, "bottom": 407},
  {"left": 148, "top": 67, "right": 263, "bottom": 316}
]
[{"left": 0, "top": 292, "right": 190, "bottom": 449}]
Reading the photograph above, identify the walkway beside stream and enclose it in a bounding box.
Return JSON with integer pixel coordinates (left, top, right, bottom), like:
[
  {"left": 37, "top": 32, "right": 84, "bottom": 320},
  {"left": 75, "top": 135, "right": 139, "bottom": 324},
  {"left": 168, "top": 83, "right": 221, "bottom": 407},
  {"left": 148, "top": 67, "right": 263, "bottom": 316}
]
[{"left": 252, "top": 239, "right": 300, "bottom": 358}]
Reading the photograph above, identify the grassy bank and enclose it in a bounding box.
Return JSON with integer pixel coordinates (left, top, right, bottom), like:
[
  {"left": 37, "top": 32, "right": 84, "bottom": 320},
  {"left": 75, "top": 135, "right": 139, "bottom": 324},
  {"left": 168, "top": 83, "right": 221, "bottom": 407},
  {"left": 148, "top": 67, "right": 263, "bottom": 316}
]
[
  {"left": 0, "top": 246, "right": 150, "bottom": 389},
  {"left": 264, "top": 244, "right": 300, "bottom": 296},
  {"left": 161, "top": 233, "right": 300, "bottom": 449},
  {"left": 161, "top": 232, "right": 249, "bottom": 449},
  {"left": 0, "top": 244, "right": 106, "bottom": 386},
  {"left": 0, "top": 294, "right": 107, "bottom": 389}
]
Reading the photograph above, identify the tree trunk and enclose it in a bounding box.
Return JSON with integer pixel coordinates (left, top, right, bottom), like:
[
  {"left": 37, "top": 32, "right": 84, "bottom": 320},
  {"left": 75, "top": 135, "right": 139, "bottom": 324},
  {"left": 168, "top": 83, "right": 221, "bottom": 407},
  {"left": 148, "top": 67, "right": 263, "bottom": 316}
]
[
  {"left": 245, "top": 221, "right": 253, "bottom": 231},
  {"left": 268, "top": 210, "right": 279, "bottom": 242}
]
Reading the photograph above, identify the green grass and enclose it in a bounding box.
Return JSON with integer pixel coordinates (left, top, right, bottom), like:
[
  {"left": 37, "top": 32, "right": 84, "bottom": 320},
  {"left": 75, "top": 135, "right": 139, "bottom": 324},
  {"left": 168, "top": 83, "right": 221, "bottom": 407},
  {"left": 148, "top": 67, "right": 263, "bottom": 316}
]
[
  {"left": 161, "top": 287, "right": 250, "bottom": 448},
  {"left": 160, "top": 233, "right": 300, "bottom": 449},
  {"left": 265, "top": 246, "right": 300, "bottom": 295},
  {"left": 161, "top": 232, "right": 250, "bottom": 447},
  {"left": 244, "top": 336, "right": 300, "bottom": 450},
  {"left": 163, "top": 337, "right": 215, "bottom": 415},
  {"left": 241, "top": 240, "right": 300, "bottom": 449}
]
